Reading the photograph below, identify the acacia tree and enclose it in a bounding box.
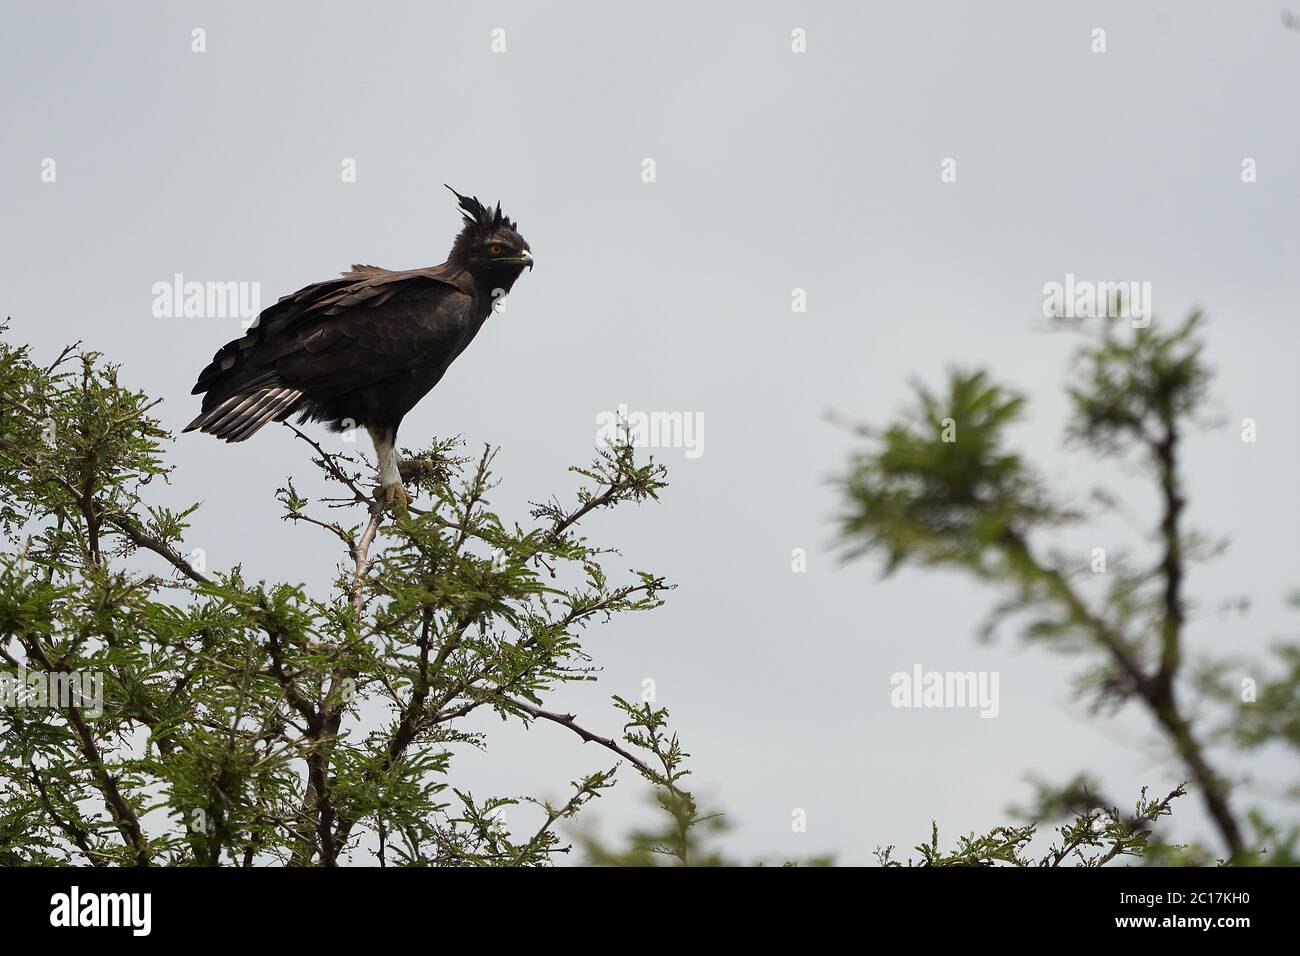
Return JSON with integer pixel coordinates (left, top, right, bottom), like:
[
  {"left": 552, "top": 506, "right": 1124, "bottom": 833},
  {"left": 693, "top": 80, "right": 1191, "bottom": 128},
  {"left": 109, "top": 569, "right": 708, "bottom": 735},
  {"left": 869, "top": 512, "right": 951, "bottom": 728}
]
[
  {"left": 4, "top": 319, "right": 1293, "bottom": 868},
  {"left": 0, "top": 325, "right": 699, "bottom": 866},
  {"left": 836, "top": 313, "right": 1299, "bottom": 866}
]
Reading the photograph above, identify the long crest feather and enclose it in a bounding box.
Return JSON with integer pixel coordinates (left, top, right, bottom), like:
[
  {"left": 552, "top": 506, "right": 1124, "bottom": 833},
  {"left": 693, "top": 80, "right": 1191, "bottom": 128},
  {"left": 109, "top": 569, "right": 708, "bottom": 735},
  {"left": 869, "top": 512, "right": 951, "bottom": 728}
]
[{"left": 445, "top": 184, "right": 516, "bottom": 234}]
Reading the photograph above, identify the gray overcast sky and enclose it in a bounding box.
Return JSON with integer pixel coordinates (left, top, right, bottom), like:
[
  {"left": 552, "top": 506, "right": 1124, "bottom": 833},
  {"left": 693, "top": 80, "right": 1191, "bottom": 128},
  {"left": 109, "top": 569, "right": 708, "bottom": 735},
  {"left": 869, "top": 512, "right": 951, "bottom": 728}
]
[{"left": 2, "top": 0, "right": 1298, "bottom": 862}]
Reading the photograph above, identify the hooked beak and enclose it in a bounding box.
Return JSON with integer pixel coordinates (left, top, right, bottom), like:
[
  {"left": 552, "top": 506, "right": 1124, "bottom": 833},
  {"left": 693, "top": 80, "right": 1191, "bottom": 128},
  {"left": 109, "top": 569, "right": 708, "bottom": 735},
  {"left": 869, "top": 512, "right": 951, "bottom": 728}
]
[{"left": 518, "top": 250, "right": 533, "bottom": 271}]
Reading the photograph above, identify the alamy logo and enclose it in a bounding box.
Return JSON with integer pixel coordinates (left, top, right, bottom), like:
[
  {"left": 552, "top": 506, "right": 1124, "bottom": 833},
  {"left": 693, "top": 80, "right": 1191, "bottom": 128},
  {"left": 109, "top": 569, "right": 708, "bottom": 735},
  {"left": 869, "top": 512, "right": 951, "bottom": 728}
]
[
  {"left": 890, "top": 664, "right": 1000, "bottom": 718},
  {"left": 50, "top": 887, "right": 151, "bottom": 936},
  {"left": 1, "top": 666, "right": 103, "bottom": 718},
  {"left": 151, "top": 273, "right": 261, "bottom": 326},
  {"left": 1042, "top": 273, "right": 1151, "bottom": 327},
  {"left": 595, "top": 404, "right": 704, "bottom": 459}
]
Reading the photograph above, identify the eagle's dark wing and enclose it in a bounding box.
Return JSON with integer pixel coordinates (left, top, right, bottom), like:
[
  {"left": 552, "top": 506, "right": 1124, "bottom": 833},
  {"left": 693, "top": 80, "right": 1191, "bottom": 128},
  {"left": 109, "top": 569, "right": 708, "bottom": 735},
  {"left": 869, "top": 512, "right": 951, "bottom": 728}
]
[{"left": 184, "top": 264, "right": 477, "bottom": 441}]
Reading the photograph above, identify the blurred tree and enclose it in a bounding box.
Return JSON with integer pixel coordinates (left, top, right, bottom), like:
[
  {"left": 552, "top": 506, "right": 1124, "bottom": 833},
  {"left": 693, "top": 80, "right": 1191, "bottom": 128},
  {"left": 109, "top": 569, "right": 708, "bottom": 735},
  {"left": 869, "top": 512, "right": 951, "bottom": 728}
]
[{"left": 834, "top": 313, "right": 1298, "bottom": 865}]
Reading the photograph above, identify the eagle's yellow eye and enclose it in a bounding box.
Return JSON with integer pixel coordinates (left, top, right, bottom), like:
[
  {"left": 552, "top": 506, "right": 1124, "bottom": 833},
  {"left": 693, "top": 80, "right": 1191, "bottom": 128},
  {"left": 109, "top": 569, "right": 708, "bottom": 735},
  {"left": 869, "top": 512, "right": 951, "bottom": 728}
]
[{"left": 488, "top": 244, "right": 505, "bottom": 255}]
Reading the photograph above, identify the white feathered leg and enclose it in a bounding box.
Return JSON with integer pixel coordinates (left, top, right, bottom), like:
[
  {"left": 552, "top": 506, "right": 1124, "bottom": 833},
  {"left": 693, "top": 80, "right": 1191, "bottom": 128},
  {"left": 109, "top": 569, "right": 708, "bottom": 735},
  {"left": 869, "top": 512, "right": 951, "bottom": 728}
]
[{"left": 368, "top": 426, "right": 409, "bottom": 509}]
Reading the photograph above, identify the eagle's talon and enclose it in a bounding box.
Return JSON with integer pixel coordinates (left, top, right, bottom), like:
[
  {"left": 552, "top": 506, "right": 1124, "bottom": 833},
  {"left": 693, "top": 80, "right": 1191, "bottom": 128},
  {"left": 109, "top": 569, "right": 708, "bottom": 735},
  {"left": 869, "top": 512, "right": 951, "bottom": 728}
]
[{"left": 373, "top": 482, "right": 411, "bottom": 513}]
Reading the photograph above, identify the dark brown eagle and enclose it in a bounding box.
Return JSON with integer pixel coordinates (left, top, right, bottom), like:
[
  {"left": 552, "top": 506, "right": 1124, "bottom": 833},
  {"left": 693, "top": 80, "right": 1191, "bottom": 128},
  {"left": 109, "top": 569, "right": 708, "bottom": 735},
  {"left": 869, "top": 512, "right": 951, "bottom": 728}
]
[{"left": 184, "top": 187, "right": 532, "bottom": 509}]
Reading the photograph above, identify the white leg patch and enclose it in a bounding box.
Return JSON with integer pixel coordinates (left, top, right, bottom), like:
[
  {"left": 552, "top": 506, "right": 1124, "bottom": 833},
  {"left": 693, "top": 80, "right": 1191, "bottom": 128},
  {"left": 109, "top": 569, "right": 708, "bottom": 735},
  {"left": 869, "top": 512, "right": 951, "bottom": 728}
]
[{"left": 369, "top": 428, "right": 402, "bottom": 487}]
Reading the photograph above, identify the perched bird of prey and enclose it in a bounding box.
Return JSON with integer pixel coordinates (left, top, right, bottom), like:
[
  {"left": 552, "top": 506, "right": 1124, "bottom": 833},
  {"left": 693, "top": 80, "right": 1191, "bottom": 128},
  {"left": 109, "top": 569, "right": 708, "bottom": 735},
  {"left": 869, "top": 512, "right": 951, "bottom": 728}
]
[{"left": 185, "top": 187, "right": 532, "bottom": 508}]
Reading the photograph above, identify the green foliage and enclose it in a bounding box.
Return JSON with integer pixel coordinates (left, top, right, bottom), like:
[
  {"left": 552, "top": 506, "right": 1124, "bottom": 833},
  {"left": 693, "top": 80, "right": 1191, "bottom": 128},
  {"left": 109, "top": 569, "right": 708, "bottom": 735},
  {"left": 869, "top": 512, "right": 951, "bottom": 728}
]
[
  {"left": 1066, "top": 313, "right": 1214, "bottom": 455},
  {"left": 576, "top": 698, "right": 728, "bottom": 867},
  {"left": 0, "top": 325, "right": 691, "bottom": 866},
  {"left": 837, "top": 312, "right": 1299, "bottom": 865},
  {"left": 576, "top": 700, "right": 833, "bottom": 867},
  {"left": 877, "top": 783, "right": 1185, "bottom": 867},
  {"left": 4, "top": 312, "right": 1295, "bottom": 868},
  {"left": 838, "top": 369, "right": 1069, "bottom": 576}
]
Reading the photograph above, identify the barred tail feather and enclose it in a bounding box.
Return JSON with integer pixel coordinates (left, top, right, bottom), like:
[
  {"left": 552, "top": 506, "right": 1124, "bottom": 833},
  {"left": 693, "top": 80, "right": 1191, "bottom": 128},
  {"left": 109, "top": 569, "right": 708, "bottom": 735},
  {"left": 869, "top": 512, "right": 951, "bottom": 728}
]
[{"left": 183, "top": 386, "right": 305, "bottom": 442}]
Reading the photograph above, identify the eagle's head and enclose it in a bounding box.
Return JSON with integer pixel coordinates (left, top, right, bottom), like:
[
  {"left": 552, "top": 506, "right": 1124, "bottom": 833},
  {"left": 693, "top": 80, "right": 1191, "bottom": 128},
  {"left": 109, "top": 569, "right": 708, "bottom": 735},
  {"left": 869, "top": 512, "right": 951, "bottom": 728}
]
[{"left": 445, "top": 186, "right": 532, "bottom": 289}]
